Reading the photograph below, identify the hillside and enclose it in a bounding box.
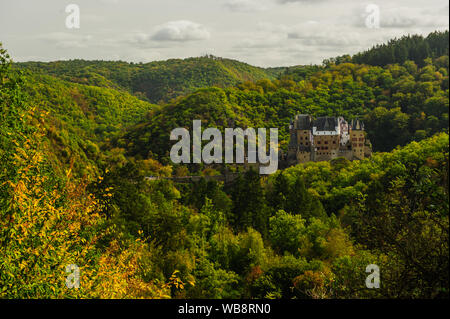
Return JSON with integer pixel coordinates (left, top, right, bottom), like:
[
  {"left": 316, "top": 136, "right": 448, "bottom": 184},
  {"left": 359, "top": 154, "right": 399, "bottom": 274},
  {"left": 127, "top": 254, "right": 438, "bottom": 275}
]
[
  {"left": 17, "top": 71, "right": 156, "bottom": 176},
  {"left": 120, "top": 55, "right": 449, "bottom": 164},
  {"left": 3, "top": 57, "right": 448, "bottom": 297},
  {"left": 353, "top": 30, "right": 449, "bottom": 67},
  {"left": 16, "top": 56, "right": 285, "bottom": 104},
  {"left": 1, "top": 30, "right": 449, "bottom": 299},
  {"left": 323, "top": 30, "right": 449, "bottom": 67},
  {"left": 9, "top": 31, "right": 450, "bottom": 173}
]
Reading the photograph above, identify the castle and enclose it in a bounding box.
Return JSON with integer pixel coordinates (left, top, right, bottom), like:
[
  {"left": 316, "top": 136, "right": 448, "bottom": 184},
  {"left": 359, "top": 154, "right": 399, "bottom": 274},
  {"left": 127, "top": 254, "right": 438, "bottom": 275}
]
[{"left": 285, "top": 114, "right": 372, "bottom": 166}]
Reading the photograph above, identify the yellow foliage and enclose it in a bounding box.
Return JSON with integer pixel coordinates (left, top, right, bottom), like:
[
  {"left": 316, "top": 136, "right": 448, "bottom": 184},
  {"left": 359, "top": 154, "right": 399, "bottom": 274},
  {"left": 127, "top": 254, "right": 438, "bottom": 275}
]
[{"left": 0, "top": 113, "right": 182, "bottom": 299}]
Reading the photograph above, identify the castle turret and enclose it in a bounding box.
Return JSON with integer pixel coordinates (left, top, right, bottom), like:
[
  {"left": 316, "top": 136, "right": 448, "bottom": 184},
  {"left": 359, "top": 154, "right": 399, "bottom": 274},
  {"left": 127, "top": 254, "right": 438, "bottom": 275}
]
[
  {"left": 350, "top": 118, "right": 366, "bottom": 160},
  {"left": 287, "top": 114, "right": 312, "bottom": 164}
]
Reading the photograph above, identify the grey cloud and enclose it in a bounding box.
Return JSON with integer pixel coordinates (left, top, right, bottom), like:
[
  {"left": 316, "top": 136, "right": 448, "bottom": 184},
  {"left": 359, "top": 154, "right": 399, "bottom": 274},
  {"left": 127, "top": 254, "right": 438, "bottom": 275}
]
[
  {"left": 285, "top": 21, "right": 362, "bottom": 47},
  {"left": 151, "top": 20, "right": 211, "bottom": 42},
  {"left": 256, "top": 22, "right": 289, "bottom": 33},
  {"left": 224, "top": 0, "right": 271, "bottom": 12},
  {"left": 381, "top": 7, "right": 449, "bottom": 28},
  {"left": 124, "top": 32, "right": 171, "bottom": 49},
  {"left": 233, "top": 36, "right": 286, "bottom": 49},
  {"left": 276, "top": 0, "right": 328, "bottom": 3},
  {"left": 351, "top": 4, "right": 449, "bottom": 29},
  {"left": 38, "top": 32, "right": 93, "bottom": 49},
  {"left": 1, "top": 0, "right": 447, "bottom": 67},
  {"left": 98, "top": 0, "right": 120, "bottom": 4}
]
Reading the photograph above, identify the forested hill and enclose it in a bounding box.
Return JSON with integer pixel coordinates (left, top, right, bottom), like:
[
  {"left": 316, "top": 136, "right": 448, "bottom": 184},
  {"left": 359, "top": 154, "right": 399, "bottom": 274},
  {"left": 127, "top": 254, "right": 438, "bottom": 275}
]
[
  {"left": 15, "top": 71, "right": 156, "bottom": 177},
  {"left": 325, "top": 30, "right": 449, "bottom": 67},
  {"left": 1, "top": 31, "right": 449, "bottom": 299},
  {"left": 121, "top": 56, "right": 449, "bottom": 163},
  {"left": 8, "top": 30, "right": 449, "bottom": 174},
  {"left": 16, "top": 56, "right": 285, "bottom": 103},
  {"left": 353, "top": 31, "right": 448, "bottom": 67}
]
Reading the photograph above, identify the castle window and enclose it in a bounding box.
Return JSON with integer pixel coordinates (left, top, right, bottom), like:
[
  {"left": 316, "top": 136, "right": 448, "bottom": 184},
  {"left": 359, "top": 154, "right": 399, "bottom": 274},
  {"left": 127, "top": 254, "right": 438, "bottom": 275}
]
[{"left": 325, "top": 141, "right": 328, "bottom": 144}]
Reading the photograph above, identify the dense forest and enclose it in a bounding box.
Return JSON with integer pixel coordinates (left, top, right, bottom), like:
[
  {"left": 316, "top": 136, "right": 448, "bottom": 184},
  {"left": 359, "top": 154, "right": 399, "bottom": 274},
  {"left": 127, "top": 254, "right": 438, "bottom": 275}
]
[
  {"left": 325, "top": 30, "right": 449, "bottom": 67},
  {"left": 0, "top": 30, "right": 448, "bottom": 298},
  {"left": 16, "top": 57, "right": 284, "bottom": 104},
  {"left": 120, "top": 53, "right": 448, "bottom": 164}
]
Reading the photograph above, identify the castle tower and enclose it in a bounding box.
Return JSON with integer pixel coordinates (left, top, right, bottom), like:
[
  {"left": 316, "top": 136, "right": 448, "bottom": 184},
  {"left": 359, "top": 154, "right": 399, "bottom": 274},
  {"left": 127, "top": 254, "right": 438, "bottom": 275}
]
[
  {"left": 287, "top": 114, "right": 312, "bottom": 164},
  {"left": 350, "top": 118, "right": 366, "bottom": 160}
]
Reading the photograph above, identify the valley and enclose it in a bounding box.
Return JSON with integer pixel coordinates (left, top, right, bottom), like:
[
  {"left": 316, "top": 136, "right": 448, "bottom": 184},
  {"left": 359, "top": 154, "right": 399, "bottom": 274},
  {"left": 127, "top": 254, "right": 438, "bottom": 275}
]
[{"left": 1, "top": 30, "right": 448, "bottom": 299}]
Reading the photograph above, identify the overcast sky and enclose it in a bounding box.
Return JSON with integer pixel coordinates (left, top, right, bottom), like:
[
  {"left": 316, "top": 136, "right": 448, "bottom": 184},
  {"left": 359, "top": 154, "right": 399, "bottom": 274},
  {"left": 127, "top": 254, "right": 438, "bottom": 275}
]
[{"left": 0, "top": 0, "right": 448, "bottom": 67}]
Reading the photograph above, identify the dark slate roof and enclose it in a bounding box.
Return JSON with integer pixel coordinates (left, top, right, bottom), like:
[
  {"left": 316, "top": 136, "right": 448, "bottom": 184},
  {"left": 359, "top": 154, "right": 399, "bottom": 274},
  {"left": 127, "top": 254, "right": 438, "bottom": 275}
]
[
  {"left": 294, "top": 114, "right": 312, "bottom": 130},
  {"left": 313, "top": 117, "right": 338, "bottom": 131},
  {"left": 350, "top": 118, "right": 365, "bottom": 130}
]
